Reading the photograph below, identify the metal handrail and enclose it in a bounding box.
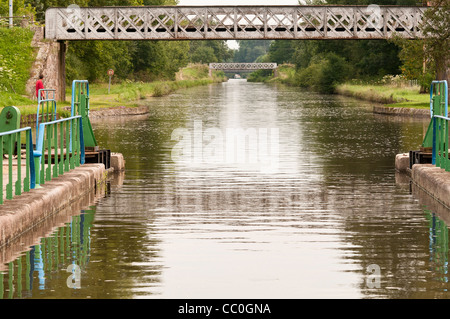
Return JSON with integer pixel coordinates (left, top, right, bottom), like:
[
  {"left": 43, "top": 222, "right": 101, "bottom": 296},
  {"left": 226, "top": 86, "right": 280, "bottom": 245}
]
[
  {"left": 0, "top": 127, "right": 36, "bottom": 203},
  {"left": 430, "top": 80, "right": 449, "bottom": 169},
  {"left": 34, "top": 115, "right": 85, "bottom": 185},
  {"left": 36, "top": 89, "right": 58, "bottom": 143},
  {"left": 430, "top": 80, "right": 448, "bottom": 118}
]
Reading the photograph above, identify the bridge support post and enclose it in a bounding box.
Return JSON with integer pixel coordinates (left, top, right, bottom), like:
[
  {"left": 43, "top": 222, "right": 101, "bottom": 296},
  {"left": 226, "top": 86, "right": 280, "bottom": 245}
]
[
  {"left": 208, "top": 68, "right": 212, "bottom": 77},
  {"left": 57, "top": 41, "right": 67, "bottom": 102}
]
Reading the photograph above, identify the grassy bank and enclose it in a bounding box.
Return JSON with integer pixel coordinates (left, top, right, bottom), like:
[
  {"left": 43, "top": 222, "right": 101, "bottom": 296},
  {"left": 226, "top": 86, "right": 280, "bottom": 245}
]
[
  {"left": 248, "top": 63, "right": 429, "bottom": 109},
  {"left": 87, "top": 65, "right": 225, "bottom": 110},
  {"left": 335, "top": 83, "right": 429, "bottom": 109},
  {"left": 0, "top": 64, "right": 226, "bottom": 119},
  {"left": 247, "top": 64, "right": 296, "bottom": 85}
]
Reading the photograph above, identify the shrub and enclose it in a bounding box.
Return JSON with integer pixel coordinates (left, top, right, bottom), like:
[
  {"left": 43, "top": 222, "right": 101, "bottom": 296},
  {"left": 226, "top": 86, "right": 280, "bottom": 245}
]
[
  {"left": 295, "top": 52, "right": 352, "bottom": 94},
  {"left": 0, "top": 28, "right": 34, "bottom": 94}
]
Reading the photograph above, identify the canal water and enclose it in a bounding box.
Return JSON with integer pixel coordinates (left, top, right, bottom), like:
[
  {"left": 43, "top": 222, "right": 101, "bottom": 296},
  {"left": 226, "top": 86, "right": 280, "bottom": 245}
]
[{"left": 1, "top": 79, "right": 449, "bottom": 299}]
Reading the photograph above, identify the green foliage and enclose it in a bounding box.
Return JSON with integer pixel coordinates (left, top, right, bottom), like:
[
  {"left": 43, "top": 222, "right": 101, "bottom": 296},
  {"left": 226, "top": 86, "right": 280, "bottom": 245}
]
[
  {"left": 389, "top": 0, "right": 449, "bottom": 89},
  {"left": 295, "top": 52, "right": 352, "bottom": 94},
  {"left": 291, "top": 40, "right": 402, "bottom": 81},
  {"left": 233, "top": 40, "right": 272, "bottom": 63},
  {"left": 189, "top": 40, "right": 234, "bottom": 64},
  {"left": 62, "top": 0, "right": 191, "bottom": 83},
  {"left": 0, "top": 28, "right": 34, "bottom": 94},
  {"left": 190, "top": 46, "right": 217, "bottom": 64},
  {"left": 0, "top": 0, "right": 35, "bottom": 18},
  {"left": 0, "top": 92, "right": 34, "bottom": 108},
  {"left": 420, "top": 0, "right": 450, "bottom": 80},
  {"left": 66, "top": 40, "right": 132, "bottom": 83},
  {"left": 335, "top": 82, "right": 430, "bottom": 108},
  {"left": 244, "top": 0, "right": 424, "bottom": 92},
  {"left": 247, "top": 69, "right": 273, "bottom": 82},
  {"left": 267, "top": 41, "right": 296, "bottom": 64},
  {"left": 392, "top": 37, "right": 436, "bottom": 92},
  {"left": 129, "top": 40, "right": 190, "bottom": 81}
]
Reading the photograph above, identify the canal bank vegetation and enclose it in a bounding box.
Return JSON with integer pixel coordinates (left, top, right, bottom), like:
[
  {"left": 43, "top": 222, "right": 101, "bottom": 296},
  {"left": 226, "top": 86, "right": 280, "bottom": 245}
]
[
  {"left": 0, "top": 0, "right": 234, "bottom": 119},
  {"left": 335, "top": 80, "right": 430, "bottom": 109},
  {"left": 256, "top": 64, "right": 429, "bottom": 109},
  {"left": 0, "top": 63, "right": 226, "bottom": 118},
  {"left": 85, "top": 64, "right": 226, "bottom": 110},
  {"left": 0, "top": 27, "right": 35, "bottom": 108},
  {"left": 240, "top": 0, "right": 448, "bottom": 107}
]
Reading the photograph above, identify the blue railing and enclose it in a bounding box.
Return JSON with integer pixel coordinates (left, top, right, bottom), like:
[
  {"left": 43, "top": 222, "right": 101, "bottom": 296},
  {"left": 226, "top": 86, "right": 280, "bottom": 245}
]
[
  {"left": 0, "top": 127, "right": 36, "bottom": 204},
  {"left": 1, "top": 82, "right": 89, "bottom": 204},
  {"left": 430, "top": 80, "right": 449, "bottom": 170},
  {"left": 34, "top": 116, "right": 85, "bottom": 185},
  {"left": 1, "top": 117, "right": 85, "bottom": 204}
]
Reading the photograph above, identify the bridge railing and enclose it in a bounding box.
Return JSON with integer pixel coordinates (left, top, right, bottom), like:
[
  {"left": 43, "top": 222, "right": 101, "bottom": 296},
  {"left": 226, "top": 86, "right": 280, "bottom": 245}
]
[
  {"left": 209, "top": 63, "right": 277, "bottom": 70},
  {"left": 45, "top": 6, "right": 428, "bottom": 41},
  {"left": 430, "top": 80, "right": 449, "bottom": 170},
  {"left": 0, "top": 127, "right": 36, "bottom": 204}
]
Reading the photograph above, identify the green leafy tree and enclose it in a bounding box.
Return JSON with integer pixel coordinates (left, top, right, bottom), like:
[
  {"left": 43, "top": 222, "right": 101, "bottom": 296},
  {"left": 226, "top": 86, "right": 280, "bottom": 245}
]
[
  {"left": 0, "top": 0, "right": 35, "bottom": 19},
  {"left": 267, "top": 41, "right": 296, "bottom": 64},
  {"left": 295, "top": 52, "right": 352, "bottom": 93},
  {"left": 233, "top": 40, "right": 272, "bottom": 63},
  {"left": 62, "top": 0, "right": 190, "bottom": 83},
  {"left": 189, "top": 40, "right": 234, "bottom": 64},
  {"left": 420, "top": 0, "right": 450, "bottom": 82},
  {"left": 392, "top": 0, "right": 449, "bottom": 91},
  {"left": 190, "top": 46, "right": 217, "bottom": 64}
]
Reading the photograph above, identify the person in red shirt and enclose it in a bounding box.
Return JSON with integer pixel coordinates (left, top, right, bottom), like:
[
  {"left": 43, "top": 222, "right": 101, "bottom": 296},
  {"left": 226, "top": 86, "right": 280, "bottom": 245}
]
[{"left": 36, "top": 74, "right": 44, "bottom": 100}]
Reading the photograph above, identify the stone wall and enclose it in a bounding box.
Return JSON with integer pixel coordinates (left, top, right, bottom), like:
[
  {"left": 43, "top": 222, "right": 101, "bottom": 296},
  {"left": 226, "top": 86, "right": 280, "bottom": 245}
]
[{"left": 25, "top": 26, "right": 65, "bottom": 101}]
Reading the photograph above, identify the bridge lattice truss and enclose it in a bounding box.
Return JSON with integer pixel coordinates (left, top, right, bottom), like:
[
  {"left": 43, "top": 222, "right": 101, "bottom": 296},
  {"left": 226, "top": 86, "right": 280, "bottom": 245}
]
[
  {"left": 209, "top": 63, "right": 277, "bottom": 71},
  {"left": 45, "top": 5, "right": 428, "bottom": 41}
]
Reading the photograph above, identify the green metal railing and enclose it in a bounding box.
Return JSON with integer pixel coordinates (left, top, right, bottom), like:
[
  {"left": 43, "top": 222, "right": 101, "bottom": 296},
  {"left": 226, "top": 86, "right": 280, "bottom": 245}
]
[
  {"left": 1, "top": 81, "right": 91, "bottom": 205},
  {"left": 34, "top": 116, "right": 85, "bottom": 186},
  {"left": 36, "top": 89, "right": 57, "bottom": 142},
  {"left": 430, "top": 80, "right": 449, "bottom": 170},
  {"left": 0, "top": 127, "right": 35, "bottom": 204},
  {"left": 71, "top": 80, "right": 97, "bottom": 148}
]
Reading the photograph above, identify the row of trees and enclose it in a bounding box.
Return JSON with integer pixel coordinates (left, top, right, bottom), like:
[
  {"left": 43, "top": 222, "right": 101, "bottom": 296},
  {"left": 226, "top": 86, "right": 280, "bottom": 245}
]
[
  {"left": 0, "top": 0, "right": 447, "bottom": 91},
  {"left": 234, "top": 0, "right": 448, "bottom": 93},
  {"left": 0, "top": 0, "right": 235, "bottom": 83}
]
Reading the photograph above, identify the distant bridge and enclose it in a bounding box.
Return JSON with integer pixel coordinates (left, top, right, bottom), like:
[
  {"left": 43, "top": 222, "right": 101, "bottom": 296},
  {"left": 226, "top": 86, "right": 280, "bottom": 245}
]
[
  {"left": 209, "top": 63, "right": 277, "bottom": 71},
  {"left": 45, "top": 5, "right": 428, "bottom": 41}
]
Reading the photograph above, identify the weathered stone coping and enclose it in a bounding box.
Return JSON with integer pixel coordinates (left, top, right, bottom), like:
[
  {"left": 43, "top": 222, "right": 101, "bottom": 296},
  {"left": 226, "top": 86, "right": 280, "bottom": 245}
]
[
  {"left": 411, "top": 164, "right": 450, "bottom": 210},
  {"left": 373, "top": 106, "right": 429, "bottom": 118},
  {"left": 396, "top": 152, "right": 450, "bottom": 210},
  {"left": 0, "top": 164, "right": 106, "bottom": 248},
  {"left": 0, "top": 174, "right": 108, "bottom": 271},
  {"left": 395, "top": 153, "right": 411, "bottom": 176},
  {"left": 89, "top": 105, "right": 149, "bottom": 119}
]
